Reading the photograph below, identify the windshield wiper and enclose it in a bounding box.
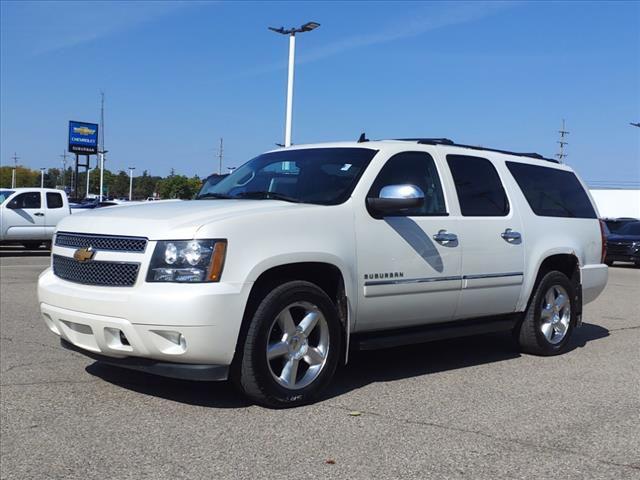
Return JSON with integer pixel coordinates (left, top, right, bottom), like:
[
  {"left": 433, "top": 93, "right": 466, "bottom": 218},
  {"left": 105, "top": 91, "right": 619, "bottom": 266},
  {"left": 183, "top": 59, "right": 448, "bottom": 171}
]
[
  {"left": 197, "top": 193, "right": 234, "bottom": 200},
  {"left": 235, "top": 191, "right": 301, "bottom": 203}
]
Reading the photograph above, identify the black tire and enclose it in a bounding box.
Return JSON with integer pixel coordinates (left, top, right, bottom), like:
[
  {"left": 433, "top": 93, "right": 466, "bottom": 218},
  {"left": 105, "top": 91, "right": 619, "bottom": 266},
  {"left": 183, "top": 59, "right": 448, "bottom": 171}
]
[
  {"left": 605, "top": 260, "right": 613, "bottom": 267},
  {"left": 235, "top": 281, "right": 343, "bottom": 408},
  {"left": 516, "top": 271, "right": 577, "bottom": 356},
  {"left": 22, "top": 242, "right": 41, "bottom": 250}
]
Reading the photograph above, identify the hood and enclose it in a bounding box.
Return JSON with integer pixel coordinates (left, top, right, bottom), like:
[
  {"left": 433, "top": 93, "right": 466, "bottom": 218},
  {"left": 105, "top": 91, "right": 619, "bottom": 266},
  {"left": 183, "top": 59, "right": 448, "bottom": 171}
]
[
  {"left": 607, "top": 234, "right": 640, "bottom": 243},
  {"left": 56, "top": 199, "right": 309, "bottom": 239}
]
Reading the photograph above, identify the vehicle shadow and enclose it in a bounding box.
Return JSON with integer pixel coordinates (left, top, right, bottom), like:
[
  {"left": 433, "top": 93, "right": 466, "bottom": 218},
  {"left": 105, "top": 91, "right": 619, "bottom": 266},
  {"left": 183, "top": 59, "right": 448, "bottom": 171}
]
[
  {"left": 85, "top": 322, "right": 609, "bottom": 409},
  {"left": 0, "top": 245, "right": 50, "bottom": 257}
]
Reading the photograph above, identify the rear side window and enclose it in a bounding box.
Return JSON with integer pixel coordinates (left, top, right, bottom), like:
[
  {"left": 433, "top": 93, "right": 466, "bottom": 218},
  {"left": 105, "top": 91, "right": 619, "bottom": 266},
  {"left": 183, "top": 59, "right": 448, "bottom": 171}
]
[
  {"left": 506, "top": 162, "right": 596, "bottom": 219},
  {"left": 368, "top": 151, "right": 447, "bottom": 216},
  {"left": 446, "top": 155, "right": 509, "bottom": 216},
  {"left": 10, "top": 192, "right": 41, "bottom": 209},
  {"left": 46, "top": 192, "right": 64, "bottom": 209}
]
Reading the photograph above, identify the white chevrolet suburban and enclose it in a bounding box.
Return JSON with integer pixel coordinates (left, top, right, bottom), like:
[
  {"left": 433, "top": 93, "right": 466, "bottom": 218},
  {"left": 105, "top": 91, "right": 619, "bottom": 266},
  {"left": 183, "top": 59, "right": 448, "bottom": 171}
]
[{"left": 38, "top": 139, "right": 608, "bottom": 407}]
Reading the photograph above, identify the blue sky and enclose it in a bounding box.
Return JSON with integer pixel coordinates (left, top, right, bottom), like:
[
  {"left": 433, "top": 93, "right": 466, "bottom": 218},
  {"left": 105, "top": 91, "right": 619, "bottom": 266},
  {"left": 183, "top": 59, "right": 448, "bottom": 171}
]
[{"left": 1, "top": 1, "right": 638, "bottom": 185}]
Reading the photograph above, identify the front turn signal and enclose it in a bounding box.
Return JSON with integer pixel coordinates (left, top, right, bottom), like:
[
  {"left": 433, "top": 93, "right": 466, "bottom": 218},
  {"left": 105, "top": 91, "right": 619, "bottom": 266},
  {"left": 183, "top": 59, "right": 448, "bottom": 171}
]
[{"left": 207, "top": 241, "right": 227, "bottom": 282}]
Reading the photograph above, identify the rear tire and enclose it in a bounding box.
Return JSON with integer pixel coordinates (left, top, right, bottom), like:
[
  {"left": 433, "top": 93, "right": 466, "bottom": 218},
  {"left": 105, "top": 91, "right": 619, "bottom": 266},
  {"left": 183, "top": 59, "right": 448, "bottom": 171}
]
[
  {"left": 235, "top": 281, "right": 343, "bottom": 408},
  {"left": 516, "top": 271, "right": 576, "bottom": 356}
]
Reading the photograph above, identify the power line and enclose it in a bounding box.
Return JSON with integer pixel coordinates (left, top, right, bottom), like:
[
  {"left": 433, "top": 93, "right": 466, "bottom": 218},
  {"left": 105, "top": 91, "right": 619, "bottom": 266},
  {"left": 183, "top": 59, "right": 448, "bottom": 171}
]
[
  {"left": 60, "top": 150, "right": 69, "bottom": 189},
  {"left": 556, "top": 119, "right": 569, "bottom": 162},
  {"left": 10, "top": 152, "right": 20, "bottom": 188},
  {"left": 218, "top": 137, "right": 224, "bottom": 175}
]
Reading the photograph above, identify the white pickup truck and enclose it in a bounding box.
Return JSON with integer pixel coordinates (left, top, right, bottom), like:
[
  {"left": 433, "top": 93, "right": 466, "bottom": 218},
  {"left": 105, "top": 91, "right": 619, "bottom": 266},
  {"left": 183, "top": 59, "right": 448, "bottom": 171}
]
[
  {"left": 38, "top": 139, "right": 608, "bottom": 407},
  {"left": 1, "top": 188, "right": 71, "bottom": 249}
]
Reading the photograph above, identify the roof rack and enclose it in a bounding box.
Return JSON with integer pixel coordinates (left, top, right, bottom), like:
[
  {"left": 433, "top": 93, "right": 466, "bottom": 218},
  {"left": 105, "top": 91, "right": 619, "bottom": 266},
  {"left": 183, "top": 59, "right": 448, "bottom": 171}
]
[{"left": 394, "top": 138, "right": 558, "bottom": 163}]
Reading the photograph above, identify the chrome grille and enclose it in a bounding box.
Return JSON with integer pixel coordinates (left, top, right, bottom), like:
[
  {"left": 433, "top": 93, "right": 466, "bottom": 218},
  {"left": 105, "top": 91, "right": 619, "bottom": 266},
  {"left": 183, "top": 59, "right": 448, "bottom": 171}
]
[
  {"left": 607, "top": 241, "right": 632, "bottom": 255},
  {"left": 53, "top": 255, "right": 140, "bottom": 287},
  {"left": 55, "top": 232, "right": 147, "bottom": 252}
]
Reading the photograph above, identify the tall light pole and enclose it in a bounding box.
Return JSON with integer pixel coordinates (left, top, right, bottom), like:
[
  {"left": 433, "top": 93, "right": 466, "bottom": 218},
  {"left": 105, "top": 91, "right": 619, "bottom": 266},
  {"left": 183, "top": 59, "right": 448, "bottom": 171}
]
[
  {"left": 85, "top": 161, "right": 93, "bottom": 198},
  {"left": 128, "top": 166, "right": 135, "bottom": 201},
  {"left": 40, "top": 168, "right": 45, "bottom": 188},
  {"left": 268, "top": 21, "right": 320, "bottom": 147},
  {"left": 99, "top": 150, "right": 108, "bottom": 200}
]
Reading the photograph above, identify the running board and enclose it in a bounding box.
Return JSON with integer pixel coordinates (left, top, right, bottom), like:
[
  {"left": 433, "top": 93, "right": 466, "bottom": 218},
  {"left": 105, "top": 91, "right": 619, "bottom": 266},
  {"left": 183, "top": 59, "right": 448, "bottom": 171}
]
[{"left": 352, "top": 315, "right": 519, "bottom": 351}]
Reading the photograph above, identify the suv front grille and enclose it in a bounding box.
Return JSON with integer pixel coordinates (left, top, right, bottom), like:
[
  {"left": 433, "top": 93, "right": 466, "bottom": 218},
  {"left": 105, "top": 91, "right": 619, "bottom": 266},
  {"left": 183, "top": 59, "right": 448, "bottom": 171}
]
[
  {"left": 55, "top": 232, "right": 147, "bottom": 253},
  {"left": 607, "top": 241, "right": 632, "bottom": 255},
  {"left": 53, "top": 255, "right": 140, "bottom": 287}
]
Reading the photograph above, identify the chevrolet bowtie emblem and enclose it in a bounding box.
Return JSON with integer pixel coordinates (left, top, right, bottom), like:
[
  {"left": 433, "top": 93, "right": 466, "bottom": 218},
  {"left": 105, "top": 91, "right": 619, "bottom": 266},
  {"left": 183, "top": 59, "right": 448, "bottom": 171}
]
[{"left": 73, "top": 246, "right": 95, "bottom": 262}]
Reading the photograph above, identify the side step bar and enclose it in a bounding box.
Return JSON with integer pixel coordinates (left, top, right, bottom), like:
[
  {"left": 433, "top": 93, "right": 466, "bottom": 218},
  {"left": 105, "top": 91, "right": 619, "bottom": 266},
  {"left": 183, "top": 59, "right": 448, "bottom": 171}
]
[{"left": 352, "top": 315, "right": 519, "bottom": 351}]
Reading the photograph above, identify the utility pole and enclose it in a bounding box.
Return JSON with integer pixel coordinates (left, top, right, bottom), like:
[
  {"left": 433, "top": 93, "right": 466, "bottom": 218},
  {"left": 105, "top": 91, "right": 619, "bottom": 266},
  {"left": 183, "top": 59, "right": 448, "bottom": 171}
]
[
  {"left": 556, "top": 119, "right": 569, "bottom": 163},
  {"left": 60, "top": 150, "right": 69, "bottom": 189},
  {"left": 218, "top": 137, "right": 224, "bottom": 175},
  {"left": 128, "top": 166, "right": 135, "bottom": 201},
  {"left": 40, "top": 168, "right": 45, "bottom": 188},
  {"left": 11, "top": 153, "right": 19, "bottom": 188}
]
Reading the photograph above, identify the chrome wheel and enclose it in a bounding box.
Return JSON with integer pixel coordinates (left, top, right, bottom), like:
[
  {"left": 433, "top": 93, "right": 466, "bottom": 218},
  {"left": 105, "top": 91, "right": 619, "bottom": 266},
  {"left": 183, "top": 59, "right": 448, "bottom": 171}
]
[
  {"left": 266, "top": 301, "right": 330, "bottom": 390},
  {"left": 540, "top": 285, "right": 571, "bottom": 345}
]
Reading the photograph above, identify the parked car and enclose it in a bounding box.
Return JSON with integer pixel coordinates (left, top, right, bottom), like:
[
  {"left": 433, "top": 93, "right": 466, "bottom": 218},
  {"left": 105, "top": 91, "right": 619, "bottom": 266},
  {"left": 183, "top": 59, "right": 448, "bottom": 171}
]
[
  {"left": 605, "top": 221, "right": 640, "bottom": 267},
  {"left": 70, "top": 198, "right": 120, "bottom": 211},
  {"left": 197, "top": 174, "right": 229, "bottom": 197},
  {"left": 0, "top": 188, "right": 70, "bottom": 249},
  {"left": 38, "top": 138, "right": 608, "bottom": 407}
]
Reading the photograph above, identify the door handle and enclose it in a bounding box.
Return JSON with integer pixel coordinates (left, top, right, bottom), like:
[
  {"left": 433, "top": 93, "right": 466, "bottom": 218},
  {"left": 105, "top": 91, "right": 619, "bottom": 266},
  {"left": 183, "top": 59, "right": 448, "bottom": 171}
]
[
  {"left": 33, "top": 212, "right": 45, "bottom": 217},
  {"left": 501, "top": 228, "right": 521, "bottom": 242},
  {"left": 433, "top": 229, "right": 458, "bottom": 244}
]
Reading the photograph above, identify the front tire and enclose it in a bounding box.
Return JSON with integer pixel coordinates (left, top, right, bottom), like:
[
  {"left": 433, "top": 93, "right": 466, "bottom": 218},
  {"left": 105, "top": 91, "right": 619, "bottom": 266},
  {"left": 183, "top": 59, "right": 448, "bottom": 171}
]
[
  {"left": 235, "top": 281, "right": 343, "bottom": 408},
  {"left": 516, "top": 271, "right": 576, "bottom": 356}
]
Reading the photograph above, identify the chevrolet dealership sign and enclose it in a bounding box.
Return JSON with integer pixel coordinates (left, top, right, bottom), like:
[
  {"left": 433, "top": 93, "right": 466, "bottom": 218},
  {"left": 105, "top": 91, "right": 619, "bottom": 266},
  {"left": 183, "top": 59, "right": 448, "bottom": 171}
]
[{"left": 68, "top": 121, "right": 99, "bottom": 154}]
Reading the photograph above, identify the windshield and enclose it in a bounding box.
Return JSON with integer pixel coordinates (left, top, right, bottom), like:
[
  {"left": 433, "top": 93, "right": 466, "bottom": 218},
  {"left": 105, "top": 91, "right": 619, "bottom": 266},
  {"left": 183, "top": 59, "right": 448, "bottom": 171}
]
[
  {"left": 618, "top": 222, "right": 640, "bottom": 236},
  {"left": 197, "top": 148, "right": 377, "bottom": 205},
  {"left": 0, "top": 190, "right": 15, "bottom": 204}
]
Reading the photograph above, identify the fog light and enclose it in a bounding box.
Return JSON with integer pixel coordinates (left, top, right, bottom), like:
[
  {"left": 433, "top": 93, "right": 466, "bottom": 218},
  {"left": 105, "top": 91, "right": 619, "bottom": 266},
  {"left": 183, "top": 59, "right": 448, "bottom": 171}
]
[{"left": 151, "top": 330, "right": 187, "bottom": 355}]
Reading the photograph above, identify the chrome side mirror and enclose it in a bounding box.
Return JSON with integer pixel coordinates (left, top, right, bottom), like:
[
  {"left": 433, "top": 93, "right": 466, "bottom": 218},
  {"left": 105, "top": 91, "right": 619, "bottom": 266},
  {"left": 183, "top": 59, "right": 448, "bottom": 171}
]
[{"left": 367, "top": 184, "right": 425, "bottom": 216}]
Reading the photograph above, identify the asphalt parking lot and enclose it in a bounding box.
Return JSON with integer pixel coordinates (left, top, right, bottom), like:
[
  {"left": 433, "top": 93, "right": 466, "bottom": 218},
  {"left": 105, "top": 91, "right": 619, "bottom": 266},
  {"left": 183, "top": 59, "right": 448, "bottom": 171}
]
[{"left": 1, "top": 247, "right": 639, "bottom": 480}]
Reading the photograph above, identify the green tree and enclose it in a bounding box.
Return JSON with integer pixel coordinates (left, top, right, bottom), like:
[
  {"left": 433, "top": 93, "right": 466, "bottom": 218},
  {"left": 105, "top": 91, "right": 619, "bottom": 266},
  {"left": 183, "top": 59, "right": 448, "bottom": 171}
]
[
  {"left": 157, "top": 174, "right": 202, "bottom": 199},
  {"left": 0, "top": 166, "right": 39, "bottom": 188}
]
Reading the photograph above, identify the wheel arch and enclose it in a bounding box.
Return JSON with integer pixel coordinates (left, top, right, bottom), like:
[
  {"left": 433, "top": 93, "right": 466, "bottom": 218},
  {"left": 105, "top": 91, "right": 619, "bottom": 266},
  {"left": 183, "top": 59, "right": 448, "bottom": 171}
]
[
  {"left": 519, "top": 250, "right": 581, "bottom": 313},
  {"left": 233, "top": 259, "right": 353, "bottom": 370}
]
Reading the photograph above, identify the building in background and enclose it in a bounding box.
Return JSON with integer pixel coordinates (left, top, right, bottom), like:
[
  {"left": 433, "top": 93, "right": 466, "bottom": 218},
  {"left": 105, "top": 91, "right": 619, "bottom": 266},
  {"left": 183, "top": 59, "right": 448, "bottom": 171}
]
[{"left": 589, "top": 188, "right": 640, "bottom": 219}]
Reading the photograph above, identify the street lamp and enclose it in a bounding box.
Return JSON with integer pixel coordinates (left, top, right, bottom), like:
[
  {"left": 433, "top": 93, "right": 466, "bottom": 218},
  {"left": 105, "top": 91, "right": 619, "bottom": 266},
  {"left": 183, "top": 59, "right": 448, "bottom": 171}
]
[
  {"left": 40, "top": 168, "right": 45, "bottom": 188},
  {"left": 268, "top": 21, "right": 320, "bottom": 147},
  {"left": 128, "top": 166, "right": 135, "bottom": 201},
  {"left": 98, "top": 150, "right": 108, "bottom": 201}
]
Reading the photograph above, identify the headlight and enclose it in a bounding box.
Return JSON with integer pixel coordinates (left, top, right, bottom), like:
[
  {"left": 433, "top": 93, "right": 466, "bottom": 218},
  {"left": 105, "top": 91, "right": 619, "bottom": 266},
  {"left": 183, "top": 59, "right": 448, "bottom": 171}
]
[{"left": 147, "top": 239, "right": 227, "bottom": 283}]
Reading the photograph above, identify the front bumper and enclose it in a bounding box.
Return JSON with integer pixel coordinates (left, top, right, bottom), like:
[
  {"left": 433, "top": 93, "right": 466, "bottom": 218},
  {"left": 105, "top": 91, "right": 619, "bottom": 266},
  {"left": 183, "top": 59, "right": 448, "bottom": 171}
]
[
  {"left": 60, "top": 338, "right": 228, "bottom": 381},
  {"left": 38, "top": 268, "right": 252, "bottom": 368}
]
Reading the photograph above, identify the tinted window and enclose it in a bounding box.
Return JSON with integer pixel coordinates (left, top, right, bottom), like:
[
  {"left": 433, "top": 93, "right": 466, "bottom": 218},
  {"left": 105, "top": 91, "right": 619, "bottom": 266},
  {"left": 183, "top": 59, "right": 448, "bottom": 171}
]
[
  {"left": 11, "top": 192, "right": 41, "bottom": 209},
  {"left": 367, "top": 151, "right": 447, "bottom": 217},
  {"left": 46, "top": 192, "right": 64, "bottom": 209},
  {"left": 618, "top": 222, "right": 640, "bottom": 235},
  {"left": 506, "top": 162, "right": 596, "bottom": 219},
  {"left": 446, "top": 155, "right": 509, "bottom": 216},
  {"left": 199, "top": 148, "right": 377, "bottom": 205}
]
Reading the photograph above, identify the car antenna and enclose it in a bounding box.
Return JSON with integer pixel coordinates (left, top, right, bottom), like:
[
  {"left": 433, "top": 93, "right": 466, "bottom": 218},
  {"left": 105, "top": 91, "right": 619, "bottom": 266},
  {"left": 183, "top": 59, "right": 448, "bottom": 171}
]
[{"left": 357, "top": 132, "right": 369, "bottom": 143}]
